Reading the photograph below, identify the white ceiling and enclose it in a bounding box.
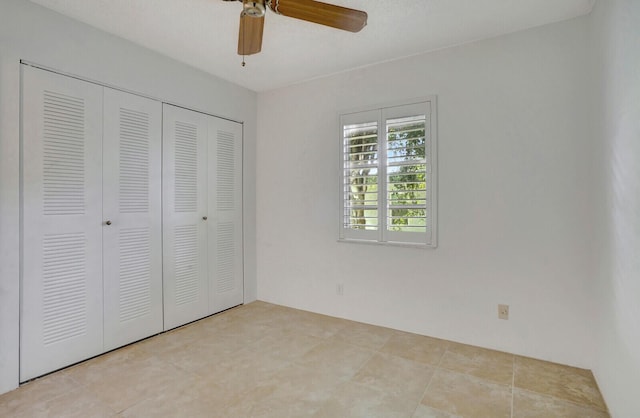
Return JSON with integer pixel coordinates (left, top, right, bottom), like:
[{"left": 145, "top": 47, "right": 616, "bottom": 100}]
[{"left": 29, "top": 0, "right": 594, "bottom": 92}]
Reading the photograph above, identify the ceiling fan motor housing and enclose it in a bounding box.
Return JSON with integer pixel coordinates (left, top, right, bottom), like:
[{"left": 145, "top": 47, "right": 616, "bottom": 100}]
[{"left": 243, "top": 0, "right": 266, "bottom": 18}]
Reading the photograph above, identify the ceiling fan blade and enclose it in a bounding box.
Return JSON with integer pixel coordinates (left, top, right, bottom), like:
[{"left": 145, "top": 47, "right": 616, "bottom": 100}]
[
  {"left": 238, "top": 12, "right": 265, "bottom": 55},
  {"left": 268, "top": 0, "right": 367, "bottom": 33}
]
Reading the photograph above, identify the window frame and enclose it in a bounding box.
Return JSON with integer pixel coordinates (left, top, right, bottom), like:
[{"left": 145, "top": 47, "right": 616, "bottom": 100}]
[{"left": 338, "top": 97, "right": 438, "bottom": 248}]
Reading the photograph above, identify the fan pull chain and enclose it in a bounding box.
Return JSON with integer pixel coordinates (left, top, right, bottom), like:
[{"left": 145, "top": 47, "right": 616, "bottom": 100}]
[{"left": 241, "top": 1, "right": 247, "bottom": 67}]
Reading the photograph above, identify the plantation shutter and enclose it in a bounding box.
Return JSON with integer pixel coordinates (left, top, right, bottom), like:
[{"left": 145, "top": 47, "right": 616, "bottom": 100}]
[
  {"left": 339, "top": 99, "right": 437, "bottom": 247},
  {"left": 339, "top": 110, "right": 380, "bottom": 241},
  {"left": 383, "top": 102, "right": 434, "bottom": 245}
]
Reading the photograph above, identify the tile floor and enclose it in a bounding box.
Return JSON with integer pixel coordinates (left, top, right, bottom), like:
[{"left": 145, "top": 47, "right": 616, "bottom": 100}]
[{"left": 0, "top": 301, "right": 609, "bottom": 417}]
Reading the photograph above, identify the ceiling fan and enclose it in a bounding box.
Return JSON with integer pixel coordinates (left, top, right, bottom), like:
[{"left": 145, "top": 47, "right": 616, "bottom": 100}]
[{"left": 224, "top": 0, "right": 368, "bottom": 57}]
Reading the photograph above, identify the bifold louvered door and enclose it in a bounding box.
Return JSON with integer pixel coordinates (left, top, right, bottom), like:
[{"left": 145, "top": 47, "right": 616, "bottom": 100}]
[
  {"left": 21, "top": 66, "right": 163, "bottom": 381},
  {"left": 102, "top": 89, "right": 163, "bottom": 351},
  {"left": 162, "top": 104, "right": 209, "bottom": 330},
  {"left": 163, "top": 104, "right": 243, "bottom": 330},
  {"left": 208, "top": 117, "right": 243, "bottom": 314},
  {"left": 21, "top": 66, "right": 104, "bottom": 381}
]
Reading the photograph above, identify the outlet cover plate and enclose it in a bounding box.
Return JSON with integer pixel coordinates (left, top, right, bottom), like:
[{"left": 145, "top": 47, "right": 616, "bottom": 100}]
[{"left": 498, "top": 304, "right": 509, "bottom": 320}]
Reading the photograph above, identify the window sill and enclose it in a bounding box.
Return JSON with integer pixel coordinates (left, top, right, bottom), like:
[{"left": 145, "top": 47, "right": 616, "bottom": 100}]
[{"left": 337, "top": 238, "right": 437, "bottom": 249}]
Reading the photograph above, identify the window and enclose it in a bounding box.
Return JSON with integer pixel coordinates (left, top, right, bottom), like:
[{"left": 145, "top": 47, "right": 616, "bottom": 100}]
[{"left": 339, "top": 99, "right": 437, "bottom": 247}]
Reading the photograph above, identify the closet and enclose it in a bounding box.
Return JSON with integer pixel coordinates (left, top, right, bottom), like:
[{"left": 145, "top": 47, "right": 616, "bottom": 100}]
[
  {"left": 20, "top": 66, "right": 243, "bottom": 382},
  {"left": 20, "top": 66, "right": 163, "bottom": 381},
  {"left": 163, "top": 104, "right": 243, "bottom": 330}
]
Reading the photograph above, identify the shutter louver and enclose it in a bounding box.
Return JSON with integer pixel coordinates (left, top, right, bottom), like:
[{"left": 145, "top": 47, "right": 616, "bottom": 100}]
[
  {"left": 343, "top": 121, "right": 379, "bottom": 231},
  {"left": 386, "top": 115, "right": 428, "bottom": 234}
]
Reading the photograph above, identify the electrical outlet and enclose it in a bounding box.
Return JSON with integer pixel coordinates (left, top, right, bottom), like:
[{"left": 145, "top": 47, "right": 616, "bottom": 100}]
[
  {"left": 498, "top": 304, "right": 509, "bottom": 320},
  {"left": 336, "top": 283, "right": 344, "bottom": 296}
]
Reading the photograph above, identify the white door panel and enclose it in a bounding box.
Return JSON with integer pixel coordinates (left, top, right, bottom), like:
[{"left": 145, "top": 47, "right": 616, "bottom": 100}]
[
  {"left": 102, "top": 88, "right": 163, "bottom": 350},
  {"left": 208, "top": 117, "right": 244, "bottom": 314},
  {"left": 21, "top": 66, "right": 104, "bottom": 381},
  {"left": 162, "top": 104, "right": 208, "bottom": 330}
]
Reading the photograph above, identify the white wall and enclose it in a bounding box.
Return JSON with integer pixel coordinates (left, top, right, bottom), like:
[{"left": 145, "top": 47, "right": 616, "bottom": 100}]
[
  {"left": 590, "top": 0, "right": 640, "bottom": 416},
  {"left": 257, "top": 17, "right": 595, "bottom": 368},
  {"left": 0, "top": 0, "right": 257, "bottom": 394}
]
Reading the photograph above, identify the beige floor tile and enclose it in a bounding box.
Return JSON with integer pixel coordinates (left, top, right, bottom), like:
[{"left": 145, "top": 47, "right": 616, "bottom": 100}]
[
  {"left": 514, "top": 356, "right": 607, "bottom": 410},
  {"left": 332, "top": 320, "right": 394, "bottom": 350},
  {"left": 119, "top": 377, "right": 241, "bottom": 418},
  {"left": 29, "top": 387, "right": 115, "bottom": 418},
  {"left": 242, "top": 305, "right": 313, "bottom": 329},
  {"left": 224, "top": 398, "right": 325, "bottom": 418},
  {"left": 0, "top": 373, "right": 80, "bottom": 417},
  {"left": 134, "top": 322, "right": 208, "bottom": 356},
  {"left": 245, "top": 327, "right": 324, "bottom": 361},
  {"left": 244, "top": 302, "right": 282, "bottom": 321},
  {"left": 262, "top": 363, "right": 346, "bottom": 402},
  {"left": 380, "top": 331, "right": 450, "bottom": 365},
  {"left": 164, "top": 342, "right": 288, "bottom": 395},
  {"left": 440, "top": 342, "right": 514, "bottom": 385},
  {"left": 421, "top": 369, "right": 511, "bottom": 418},
  {"left": 153, "top": 337, "right": 246, "bottom": 376},
  {"left": 513, "top": 388, "right": 610, "bottom": 418},
  {"left": 208, "top": 348, "right": 291, "bottom": 394},
  {"left": 314, "top": 381, "right": 420, "bottom": 418},
  {"left": 283, "top": 311, "right": 350, "bottom": 339},
  {"left": 295, "top": 340, "right": 374, "bottom": 379},
  {"left": 207, "top": 320, "right": 274, "bottom": 346},
  {"left": 72, "top": 351, "right": 197, "bottom": 412},
  {"left": 352, "top": 352, "right": 434, "bottom": 400},
  {"left": 412, "top": 404, "right": 462, "bottom": 418},
  {"left": 62, "top": 344, "right": 151, "bottom": 386},
  {"left": 223, "top": 364, "right": 340, "bottom": 417}
]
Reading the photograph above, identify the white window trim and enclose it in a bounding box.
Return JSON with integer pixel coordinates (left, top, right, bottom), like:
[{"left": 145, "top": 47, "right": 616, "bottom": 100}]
[{"left": 338, "top": 97, "right": 438, "bottom": 248}]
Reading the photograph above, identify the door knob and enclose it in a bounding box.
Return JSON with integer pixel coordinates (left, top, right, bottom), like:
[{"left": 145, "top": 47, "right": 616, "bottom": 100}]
[
  {"left": 105, "top": 220, "right": 112, "bottom": 225},
  {"left": 202, "top": 216, "right": 208, "bottom": 221}
]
